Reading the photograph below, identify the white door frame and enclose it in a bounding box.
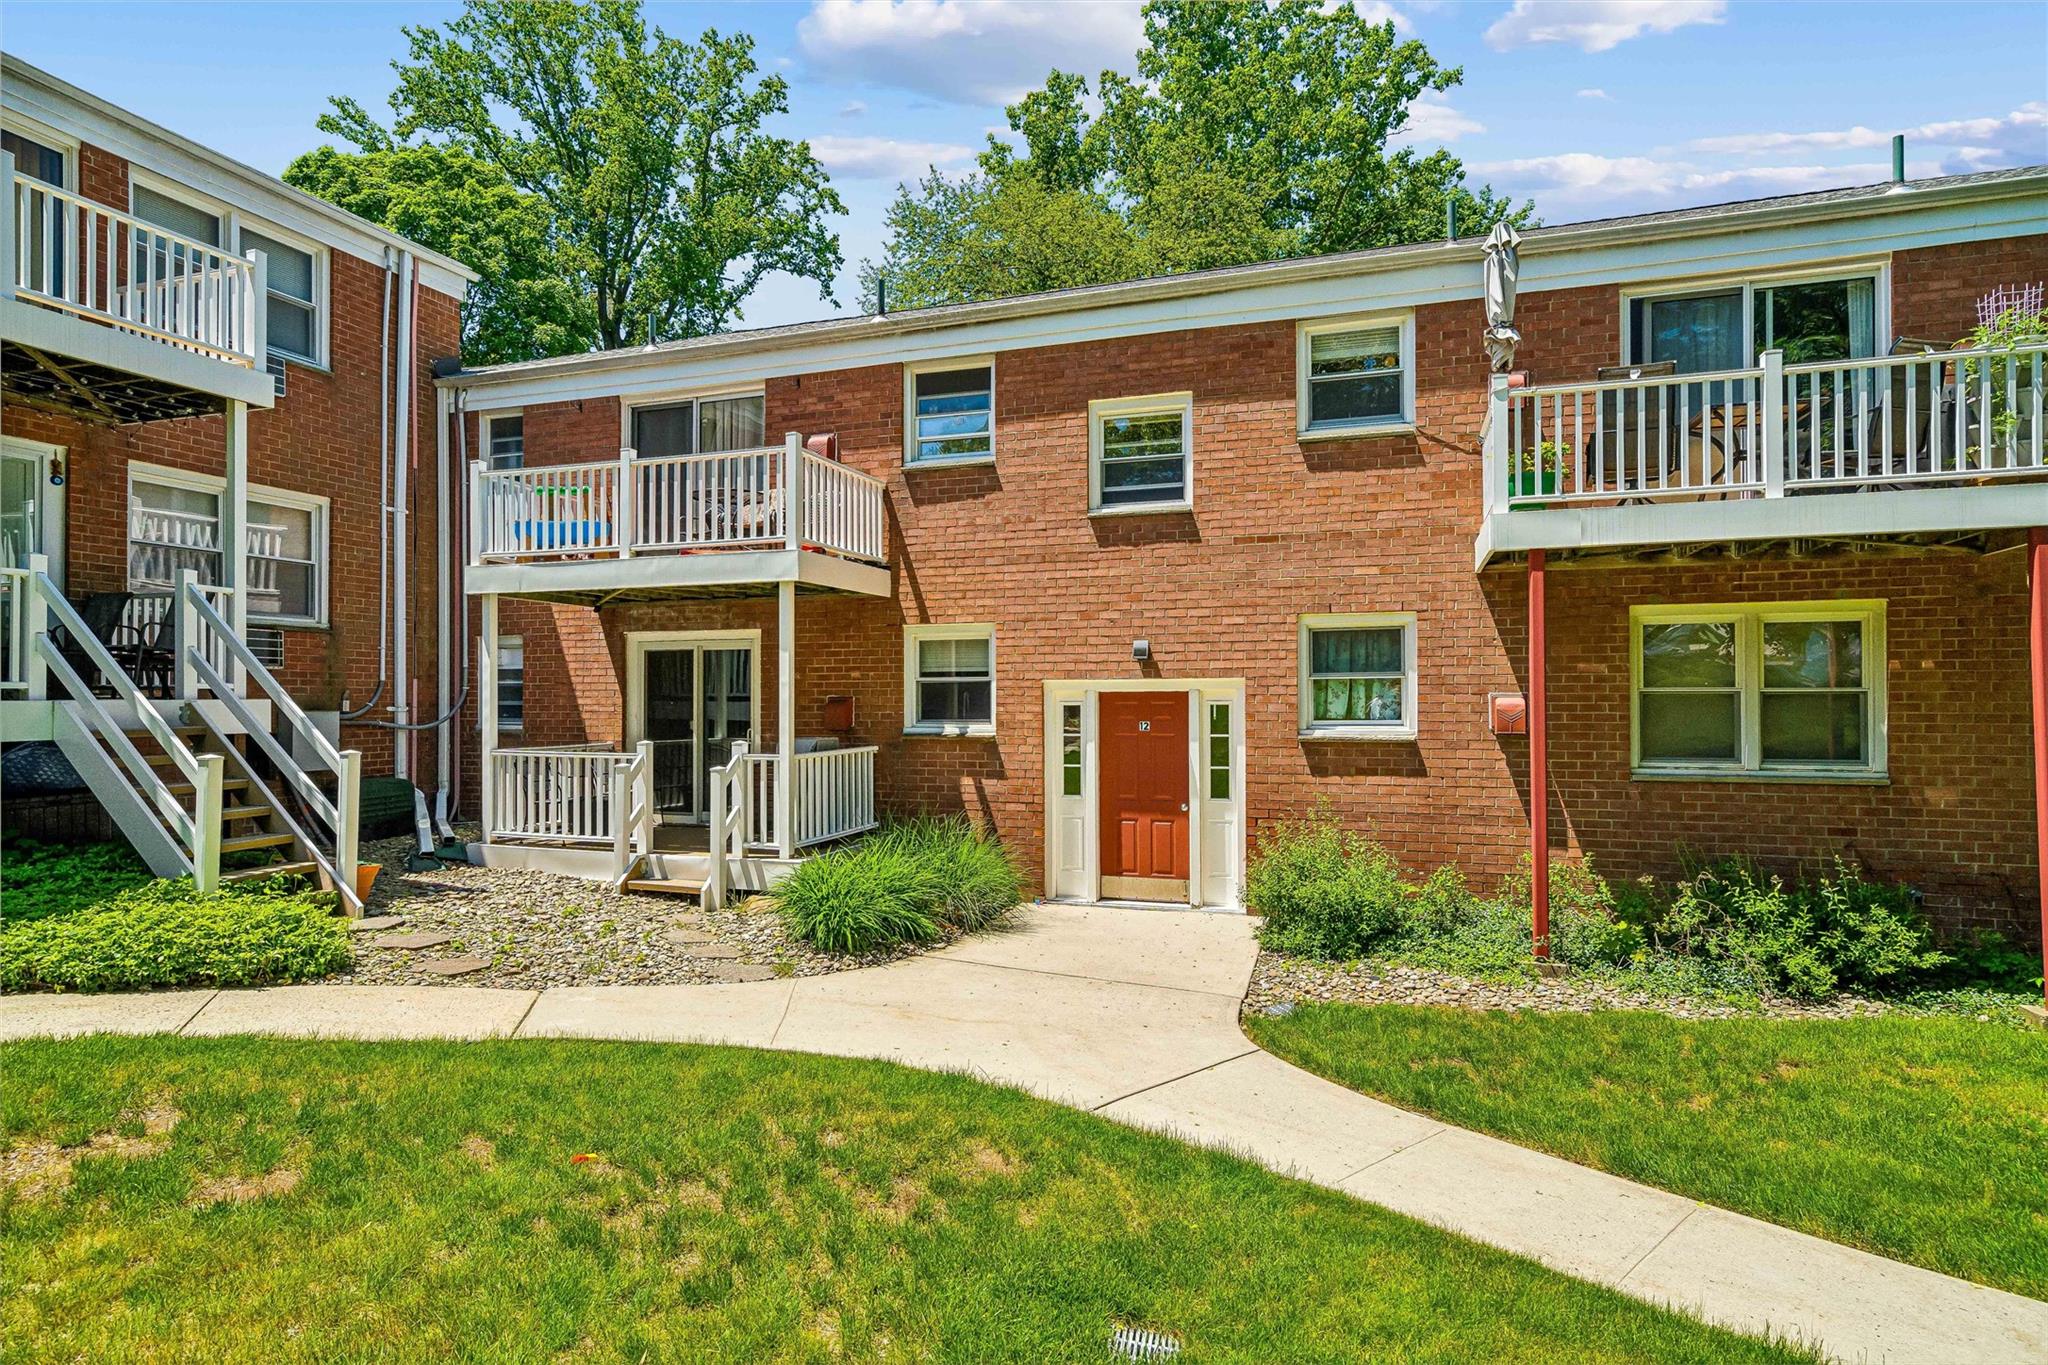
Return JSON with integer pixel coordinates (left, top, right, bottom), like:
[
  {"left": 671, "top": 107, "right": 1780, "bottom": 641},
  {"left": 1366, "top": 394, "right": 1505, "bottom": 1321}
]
[
  {"left": 623, "top": 628, "right": 762, "bottom": 822},
  {"left": 1, "top": 435, "right": 67, "bottom": 587},
  {"left": 1042, "top": 677, "right": 1245, "bottom": 912}
]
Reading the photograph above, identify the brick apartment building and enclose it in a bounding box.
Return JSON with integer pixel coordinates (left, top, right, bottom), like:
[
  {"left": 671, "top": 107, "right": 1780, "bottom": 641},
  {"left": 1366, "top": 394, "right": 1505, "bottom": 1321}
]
[
  {"left": 1, "top": 55, "right": 472, "bottom": 901},
  {"left": 446, "top": 166, "right": 2047, "bottom": 941}
]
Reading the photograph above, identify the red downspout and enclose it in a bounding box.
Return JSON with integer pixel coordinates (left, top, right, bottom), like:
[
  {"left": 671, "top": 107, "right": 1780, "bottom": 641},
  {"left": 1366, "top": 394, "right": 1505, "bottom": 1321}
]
[
  {"left": 2030, "top": 528, "right": 2047, "bottom": 1007},
  {"left": 1530, "top": 548, "right": 1550, "bottom": 958}
]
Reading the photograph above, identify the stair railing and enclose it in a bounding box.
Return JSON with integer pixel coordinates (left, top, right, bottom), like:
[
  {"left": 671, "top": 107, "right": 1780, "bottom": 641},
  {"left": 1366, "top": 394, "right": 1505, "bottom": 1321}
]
[
  {"left": 610, "top": 740, "right": 655, "bottom": 888},
  {"left": 702, "top": 740, "right": 752, "bottom": 912},
  {"left": 28, "top": 565, "right": 224, "bottom": 890},
  {"left": 176, "top": 572, "right": 363, "bottom": 911}
]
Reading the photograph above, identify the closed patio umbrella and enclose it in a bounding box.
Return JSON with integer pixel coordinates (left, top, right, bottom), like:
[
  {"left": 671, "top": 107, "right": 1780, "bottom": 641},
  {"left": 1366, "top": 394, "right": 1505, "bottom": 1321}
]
[{"left": 1483, "top": 221, "right": 1522, "bottom": 374}]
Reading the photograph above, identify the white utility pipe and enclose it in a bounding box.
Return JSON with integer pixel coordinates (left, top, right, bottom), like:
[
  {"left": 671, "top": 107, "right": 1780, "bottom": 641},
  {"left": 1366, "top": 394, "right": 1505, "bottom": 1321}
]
[{"left": 391, "top": 250, "right": 416, "bottom": 778}]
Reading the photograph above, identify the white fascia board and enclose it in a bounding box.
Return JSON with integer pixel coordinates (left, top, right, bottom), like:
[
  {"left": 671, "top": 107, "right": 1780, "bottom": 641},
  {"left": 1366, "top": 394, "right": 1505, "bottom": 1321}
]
[
  {"left": 1477, "top": 483, "right": 2048, "bottom": 565},
  {"left": 1, "top": 56, "right": 477, "bottom": 294},
  {"left": 445, "top": 177, "right": 2046, "bottom": 410},
  {"left": 463, "top": 548, "right": 890, "bottom": 600},
  {"left": 1, "top": 297, "right": 278, "bottom": 409}
]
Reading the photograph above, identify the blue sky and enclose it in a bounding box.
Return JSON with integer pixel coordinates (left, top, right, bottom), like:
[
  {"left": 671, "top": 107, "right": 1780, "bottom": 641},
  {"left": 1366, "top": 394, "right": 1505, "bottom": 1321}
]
[{"left": 6, "top": 1, "right": 2044, "bottom": 330}]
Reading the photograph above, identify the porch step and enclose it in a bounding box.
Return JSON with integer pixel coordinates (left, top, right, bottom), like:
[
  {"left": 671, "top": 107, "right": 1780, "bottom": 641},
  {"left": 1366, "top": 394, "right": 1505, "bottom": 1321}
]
[
  {"left": 164, "top": 778, "right": 252, "bottom": 797},
  {"left": 221, "top": 831, "right": 296, "bottom": 855},
  {"left": 220, "top": 804, "right": 274, "bottom": 823},
  {"left": 624, "top": 878, "right": 705, "bottom": 899},
  {"left": 223, "top": 860, "right": 317, "bottom": 884},
  {"left": 123, "top": 725, "right": 209, "bottom": 740}
]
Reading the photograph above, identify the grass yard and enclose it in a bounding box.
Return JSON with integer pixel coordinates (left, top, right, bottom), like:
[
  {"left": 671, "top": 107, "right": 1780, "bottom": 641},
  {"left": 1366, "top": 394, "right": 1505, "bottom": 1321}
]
[
  {"left": 0, "top": 1038, "right": 1808, "bottom": 1364},
  {"left": 1249, "top": 1005, "right": 2048, "bottom": 1301}
]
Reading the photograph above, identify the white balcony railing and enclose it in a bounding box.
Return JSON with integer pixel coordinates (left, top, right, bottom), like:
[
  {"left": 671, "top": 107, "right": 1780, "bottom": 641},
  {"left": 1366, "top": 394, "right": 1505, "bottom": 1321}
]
[
  {"left": 470, "top": 434, "right": 886, "bottom": 567},
  {"left": 3, "top": 151, "right": 265, "bottom": 366},
  {"left": 0, "top": 566, "right": 28, "bottom": 692},
  {"left": 1488, "top": 342, "right": 2047, "bottom": 512}
]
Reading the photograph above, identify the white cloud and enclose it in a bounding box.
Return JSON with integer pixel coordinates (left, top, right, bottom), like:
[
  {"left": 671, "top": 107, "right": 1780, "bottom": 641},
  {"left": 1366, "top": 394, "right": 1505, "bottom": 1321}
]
[
  {"left": 808, "top": 133, "right": 978, "bottom": 181},
  {"left": 1690, "top": 102, "right": 2047, "bottom": 169},
  {"left": 1485, "top": 1, "right": 1725, "bottom": 53},
  {"left": 1473, "top": 152, "right": 1924, "bottom": 211},
  {"left": 1576, "top": 88, "right": 1610, "bottom": 101},
  {"left": 838, "top": 100, "right": 868, "bottom": 118},
  {"left": 1346, "top": 1, "right": 1414, "bottom": 33},
  {"left": 797, "top": 0, "right": 1144, "bottom": 107},
  {"left": 1393, "top": 93, "right": 1483, "bottom": 146}
]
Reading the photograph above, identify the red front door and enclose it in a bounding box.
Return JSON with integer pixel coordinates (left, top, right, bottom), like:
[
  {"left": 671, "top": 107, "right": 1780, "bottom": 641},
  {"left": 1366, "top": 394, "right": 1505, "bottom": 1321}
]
[{"left": 1099, "top": 691, "right": 1190, "bottom": 899}]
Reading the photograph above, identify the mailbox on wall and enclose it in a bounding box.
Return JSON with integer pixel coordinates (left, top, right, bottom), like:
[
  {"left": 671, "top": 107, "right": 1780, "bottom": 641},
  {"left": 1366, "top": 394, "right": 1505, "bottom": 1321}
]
[
  {"left": 1488, "top": 691, "right": 1527, "bottom": 735},
  {"left": 823, "top": 694, "right": 856, "bottom": 732}
]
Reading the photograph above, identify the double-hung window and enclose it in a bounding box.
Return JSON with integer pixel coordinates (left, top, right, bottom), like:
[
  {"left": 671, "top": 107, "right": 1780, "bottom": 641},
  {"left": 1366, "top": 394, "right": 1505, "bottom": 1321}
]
[
  {"left": 904, "top": 624, "right": 995, "bottom": 735},
  {"left": 1298, "top": 613, "right": 1417, "bottom": 739},
  {"left": 906, "top": 360, "right": 994, "bottom": 465},
  {"left": 128, "top": 467, "right": 327, "bottom": 627},
  {"left": 1632, "top": 603, "right": 1884, "bottom": 777},
  {"left": 1090, "top": 393, "right": 1193, "bottom": 512},
  {"left": 486, "top": 414, "right": 525, "bottom": 470},
  {"left": 1298, "top": 316, "right": 1412, "bottom": 435},
  {"left": 241, "top": 228, "right": 319, "bottom": 365}
]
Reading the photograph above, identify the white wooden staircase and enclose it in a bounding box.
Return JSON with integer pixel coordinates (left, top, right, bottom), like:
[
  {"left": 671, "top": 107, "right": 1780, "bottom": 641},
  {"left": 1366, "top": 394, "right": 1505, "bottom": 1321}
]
[{"left": 22, "top": 561, "right": 364, "bottom": 913}]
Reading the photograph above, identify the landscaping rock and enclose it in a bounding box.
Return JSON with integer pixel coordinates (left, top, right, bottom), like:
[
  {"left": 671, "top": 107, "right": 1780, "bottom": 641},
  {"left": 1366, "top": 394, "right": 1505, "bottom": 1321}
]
[
  {"left": 349, "top": 916, "right": 406, "bottom": 933},
  {"left": 340, "top": 829, "right": 928, "bottom": 991},
  {"left": 680, "top": 943, "right": 742, "bottom": 960},
  {"left": 372, "top": 932, "right": 455, "bottom": 950},
  {"left": 703, "top": 963, "right": 779, "bottom": 983},
  {"left": 419, "top": 957, "right": 490, "bottom": 977}
]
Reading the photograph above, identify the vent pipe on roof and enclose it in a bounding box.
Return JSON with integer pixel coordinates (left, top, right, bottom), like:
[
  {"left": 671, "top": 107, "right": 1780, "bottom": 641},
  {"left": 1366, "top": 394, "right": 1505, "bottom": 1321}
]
[
  {"left": 1446, "top": 201, "right": 1457, "bottom": 242},
  {"left": 876, "top": 272, "right": 888, "bottom": 316},
  {"left": 1892, "top": 134, "right": 1906, "bottom": 184}
]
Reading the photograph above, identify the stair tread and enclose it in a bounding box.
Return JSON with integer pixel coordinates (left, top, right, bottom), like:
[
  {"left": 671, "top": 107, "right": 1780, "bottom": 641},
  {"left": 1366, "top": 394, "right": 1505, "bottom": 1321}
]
[
  {"left": 123, "top": 725, "right": 209, "bottom": 738},
  {"left": 223, "top": 860, "right": 317, "bottom": 883},
  {"left": 221, "top": 805, "right": 274, "bottom": 821},
  {"left": 165, "top": 778, "right": 251, "bottom": 795},
  {"left": 221, "top": 832, "right": 296, "bottom": 853},
  {"left": 625, "top": 878, "right": 706, "bottom": 896}
]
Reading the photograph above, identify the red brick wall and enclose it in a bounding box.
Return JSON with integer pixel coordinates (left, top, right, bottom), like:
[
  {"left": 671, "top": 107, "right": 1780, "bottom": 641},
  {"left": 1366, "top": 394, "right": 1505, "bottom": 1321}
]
[
  {"left": 2, "top": 138, "right": 465, "bottom": 786},
  {"left": 485, "top": 234, "right": 2048, "bottom": 940}
]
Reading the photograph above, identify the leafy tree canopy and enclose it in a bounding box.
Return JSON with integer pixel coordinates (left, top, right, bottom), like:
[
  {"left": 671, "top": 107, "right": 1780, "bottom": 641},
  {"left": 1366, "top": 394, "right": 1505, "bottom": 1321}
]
[
  {"left": 866, "top": 0, "right": 1533, "bottom": 311},
  {"left": 295, "top": 0, "right": 844, "bottom": 357}
]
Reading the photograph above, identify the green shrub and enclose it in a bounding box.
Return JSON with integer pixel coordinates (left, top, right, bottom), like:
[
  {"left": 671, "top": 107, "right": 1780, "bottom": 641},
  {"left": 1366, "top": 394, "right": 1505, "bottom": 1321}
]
[
  {"left": 1, "top": 878, "right": 351, "bottom": 993},
  {"left": 1247, "top": 807, "right": 1407, "bottom": 959},
  {"left": 775, "top": 817, "right": 1020, "bottom": 955},
  {"left": 866, "top": 816, "right": 1024, "bottom": 933},
  {"left": 1652, "top": 856, "right": 1946, "bottom": 1000},
  {"left": 2, "top": 839, "right": 154, "bottom": 922}
]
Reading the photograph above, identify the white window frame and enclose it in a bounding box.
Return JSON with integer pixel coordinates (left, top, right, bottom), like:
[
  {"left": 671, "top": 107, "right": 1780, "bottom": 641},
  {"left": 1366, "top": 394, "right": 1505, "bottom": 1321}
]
[
  {"left": 1629, "top": 601, "right": 1887, "bottom": 781},
  {"left": 620, "top": 387, "right": 768, "bottom": 458},
  {"left": 1296, "top": 312, "right": 1416, "bottom": 439},
  {"left": 903, "top": 622, "right": 997, "bottom": 737},
  {"left": 127, "top": 168, "right": 332, "bottom": 370},
  {"left": 2, "top": 114, "right": 80, "bottom": 191},
  {"left": 496, "top": 634, "right": 525, "bottom": 732},
  {"left": 126, "top": 461, "right": 330, "bottom": 628},
  {"left": 1618, "top": 260, "right": 1891, "bottom": 369},
  {"left": 1088, "top": 391, "right": 1194, "bottom": 516},
  {"left": 1298, "top": 612, "right": 1419, "bottom": 741},
  {"left": 904, "top": 356, "right": 996, "bottom": 468},
  {"left": 484, "top": 411, "right": 526, "bottom": 470}
]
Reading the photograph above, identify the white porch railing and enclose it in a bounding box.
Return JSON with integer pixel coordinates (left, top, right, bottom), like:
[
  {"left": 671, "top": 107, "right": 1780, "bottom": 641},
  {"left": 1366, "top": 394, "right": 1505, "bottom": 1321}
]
[
  {"left": 792, "top": 746, "right": 879, "bottom": 848},
  {"left": 2, "top": 151, "right": 265, "bottom": 366},
  {"left": 1489, "top": 341, "right": 2048, "bottom": 511},
  {"left": 470, "top": 434, "right": 886, "bottom": 566},
  {"left": 0, "top": 566, "right": 27, "bottom": 692},
  {"left": 488, "top": 745, "right": 623, "bottom": 844}
]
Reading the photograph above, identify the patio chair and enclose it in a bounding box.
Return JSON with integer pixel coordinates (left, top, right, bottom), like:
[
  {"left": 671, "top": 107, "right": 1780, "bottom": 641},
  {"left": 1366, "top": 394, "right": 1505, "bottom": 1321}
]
[
  {"left": 1585, "top": 361, "right": 1682, "bottom": 500},
  {"left": 51, "top": 591, "right": 135, "bottom": 696}
]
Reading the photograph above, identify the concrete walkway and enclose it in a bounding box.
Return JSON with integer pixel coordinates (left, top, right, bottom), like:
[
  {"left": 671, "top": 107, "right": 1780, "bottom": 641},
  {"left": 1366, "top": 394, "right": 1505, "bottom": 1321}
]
[{"left": 3, "top": 903, "right": 2042, "bottom": 1363}]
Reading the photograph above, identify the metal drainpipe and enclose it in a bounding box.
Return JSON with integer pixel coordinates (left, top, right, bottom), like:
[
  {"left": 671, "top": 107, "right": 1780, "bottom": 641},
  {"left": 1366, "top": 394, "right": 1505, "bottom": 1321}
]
[
  {"left": 391, "top": 250, "right": 416, "bottom": 779},
  {"left": 342, "top": 246, "right": 397, "bottom": 721},
  {"left": 435, "top": 381, "right": 454, "bottom": 829}
]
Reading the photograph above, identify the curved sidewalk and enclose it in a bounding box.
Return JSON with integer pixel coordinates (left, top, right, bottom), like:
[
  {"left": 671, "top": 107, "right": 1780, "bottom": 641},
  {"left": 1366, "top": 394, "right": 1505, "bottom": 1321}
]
[{"left": 3, "top": 902, "right": 2042, "bottom": 1363}]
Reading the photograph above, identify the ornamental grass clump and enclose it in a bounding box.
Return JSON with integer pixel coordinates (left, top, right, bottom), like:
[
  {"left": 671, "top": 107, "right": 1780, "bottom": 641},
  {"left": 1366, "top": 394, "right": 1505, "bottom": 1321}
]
[
  {"left": 1, "top": 877, "right": 351, "bottom": 993},
  {"left": 775, "top": 817, "right": 1021, "bottom": 954}
]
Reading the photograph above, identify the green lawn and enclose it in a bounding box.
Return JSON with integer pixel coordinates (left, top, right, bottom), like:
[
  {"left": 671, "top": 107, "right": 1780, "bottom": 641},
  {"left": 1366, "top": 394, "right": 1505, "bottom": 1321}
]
[
  {"left": 1249, "top": 1005, "right": 2048, "bottom": 1301},
  {"left": 0, "top": 1037, "right": 1807, "bottom": 1364}
]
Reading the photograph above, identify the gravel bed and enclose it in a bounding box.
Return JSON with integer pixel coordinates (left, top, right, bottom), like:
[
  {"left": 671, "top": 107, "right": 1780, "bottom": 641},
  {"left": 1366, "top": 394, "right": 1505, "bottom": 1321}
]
[
  {"left": 340, "top": 830, "right": 929, "bottom": 989},
  {"left": 1244, "top": 949, "right": 1893, "bottom": 1021}
]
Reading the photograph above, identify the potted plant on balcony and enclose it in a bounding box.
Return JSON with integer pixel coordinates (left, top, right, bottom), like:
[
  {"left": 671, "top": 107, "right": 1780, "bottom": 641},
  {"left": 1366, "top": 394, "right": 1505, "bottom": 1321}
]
[{"left": 1507, "top": 440, "right": 1566, "bottom": 504}]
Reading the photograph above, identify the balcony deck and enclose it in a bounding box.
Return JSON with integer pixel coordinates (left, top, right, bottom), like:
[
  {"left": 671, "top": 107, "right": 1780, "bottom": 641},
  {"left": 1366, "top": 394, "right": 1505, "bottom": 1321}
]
[
  {"left": 463, "top": 439, "right": 892, "bottom": 603},
  {"left": 1, "top": 153, "right": 274, "bottom": 421},
  {"left": 1476, "top": 342, "right": 2048, "bottom": 567}
]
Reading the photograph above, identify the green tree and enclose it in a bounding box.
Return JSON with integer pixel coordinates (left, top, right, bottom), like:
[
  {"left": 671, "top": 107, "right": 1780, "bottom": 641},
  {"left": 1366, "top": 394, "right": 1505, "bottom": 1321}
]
[
  {"left": 309, "top": 0, "right": 844, "bottom": 354},
  {"left": 284, "top": 142, "right": 584, "bottom": 365},
  {"left": 867, "top": 0, "right": 1532, "bottom": 310}
]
